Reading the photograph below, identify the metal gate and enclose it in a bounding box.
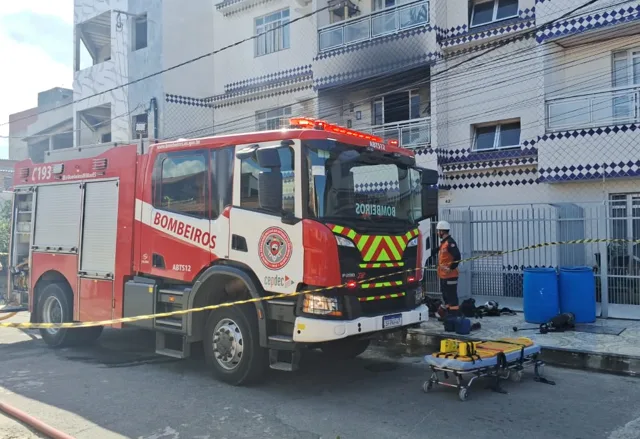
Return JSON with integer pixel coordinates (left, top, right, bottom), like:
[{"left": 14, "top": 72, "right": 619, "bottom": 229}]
[{"left": 424, "top": 201, "right": 640, "bottom": 319}]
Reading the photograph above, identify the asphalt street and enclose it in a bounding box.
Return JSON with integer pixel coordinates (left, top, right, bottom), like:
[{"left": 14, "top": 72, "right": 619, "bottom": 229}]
[{"left": 1, "top": 314, "right": 640, "bottom": 439}]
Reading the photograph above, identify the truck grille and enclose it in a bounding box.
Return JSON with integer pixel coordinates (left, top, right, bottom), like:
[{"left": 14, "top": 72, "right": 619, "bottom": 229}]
[{"left": 334, "top": 228, "right": 419, "bottom": 318}]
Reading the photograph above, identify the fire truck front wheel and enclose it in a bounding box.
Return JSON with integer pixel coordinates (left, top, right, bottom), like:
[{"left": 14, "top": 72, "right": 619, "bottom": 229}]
[
  {"left": 37, "top": 282, "right": 103, "bottom": 347},
  {"left": 204, "top": 304, "right": 266, "bottom": 386}
]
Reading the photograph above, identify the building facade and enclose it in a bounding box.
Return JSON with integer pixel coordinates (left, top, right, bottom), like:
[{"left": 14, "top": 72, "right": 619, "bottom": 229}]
[
  {"left": 8, "top": 88, "right": 74, "bottom": 163},
  {"left": 210, "top": 0, "right": 640, "bottom": 317},
  {"left": 72, "top": 0, "right": 216, "bottom": 146}
]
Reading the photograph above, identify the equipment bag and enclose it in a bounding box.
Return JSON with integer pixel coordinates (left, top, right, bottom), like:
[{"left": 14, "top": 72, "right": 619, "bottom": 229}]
[
  {"left": 443, "top": 316, "right": 458, "bottom": 332},
  {"left": 455, "top": 317, "right": 472, "bottom": 335}
]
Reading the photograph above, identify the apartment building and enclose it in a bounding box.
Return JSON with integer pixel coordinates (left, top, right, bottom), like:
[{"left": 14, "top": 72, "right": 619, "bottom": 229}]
[
  {"left": 210, "top": 0, "right": 640, "bottom": 316},
  {"left": 72, "top": 0, "right": 216, "bottom": 146},
  {"left": 8, "top": 88, "right": 73, "bottom": 163}
]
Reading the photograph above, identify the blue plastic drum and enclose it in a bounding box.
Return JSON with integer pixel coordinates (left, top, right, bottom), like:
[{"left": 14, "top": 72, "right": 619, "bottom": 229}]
[
  {"left": 559, "top": 266, "right": 596, "bottom": 323},
  {"left": 523, "top": 268, "right": 559, "bottom": 324}
]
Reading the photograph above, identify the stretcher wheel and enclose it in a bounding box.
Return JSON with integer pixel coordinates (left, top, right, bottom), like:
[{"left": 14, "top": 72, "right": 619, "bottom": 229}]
[
  {"left": 458, "top": 388, "right": 469, "bottom": 402},
  {"left": 422, "top": 380, "right": 433, "bottom": 393},
  {"left": 510, "top": 370, "right": 523, "bottom": 382}
]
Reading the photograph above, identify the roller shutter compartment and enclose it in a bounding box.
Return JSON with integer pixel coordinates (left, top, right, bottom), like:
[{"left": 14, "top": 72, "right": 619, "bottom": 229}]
[
  {"left": 33, "top": 183, "right": 82, "bottom": 251},
  {"left": 80, "top": 180, "right": 119, "bottom": 277}
]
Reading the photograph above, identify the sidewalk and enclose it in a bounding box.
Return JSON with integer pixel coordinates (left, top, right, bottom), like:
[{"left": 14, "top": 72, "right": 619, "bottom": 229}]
[{"left": 406, "top": 313, "right": 640, "bottom": 376}]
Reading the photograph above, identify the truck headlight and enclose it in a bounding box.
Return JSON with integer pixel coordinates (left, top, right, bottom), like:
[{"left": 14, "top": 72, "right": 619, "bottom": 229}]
[
  {"left": 407, "top": 237, "right": 418, "bottom": 247},
  {"left": 335, "top": 236, "right": 355, "bottom": 247},
  {"left": 303, "top": 294, "right": 342, "bottom": 317}
]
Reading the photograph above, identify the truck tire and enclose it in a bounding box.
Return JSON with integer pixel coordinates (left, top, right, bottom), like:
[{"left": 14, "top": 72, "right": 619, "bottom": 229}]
[
  {"left": 321, "top": 338, "right": 370, "bottom": 360},
  {"left": 37, "top": 282, "right": 103, "bottom": 347},
  {"left": 203, "top": 303, "right": 266, "bottom": 386}
]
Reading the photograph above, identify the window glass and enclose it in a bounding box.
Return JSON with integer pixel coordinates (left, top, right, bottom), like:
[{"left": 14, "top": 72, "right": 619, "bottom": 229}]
[
  {"left": 155, "top": 152, "right": 208, "bottom": 218},
  {"left": 475, "top": 125, "right": 497, "bottom": 150},
  {"left": 496, "top": 0, "right": 518, "bottom": 20},
  {"left": 255, "top": 9, "right": 290, "bottom": 56},
  {"left": 499, "top": 121, "right": 521, "bottom": 147},
  {"left": 240, "top": 147, "right": 295, "bottom": 214},
  {"left": 471, "top": 1, "right": 494, "bottom": 26},
  {"left": 134, "top": 15, "right": 148, "bottom": 50}
]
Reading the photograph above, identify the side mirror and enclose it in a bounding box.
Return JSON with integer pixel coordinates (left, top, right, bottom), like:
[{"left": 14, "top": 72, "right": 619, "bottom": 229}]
[
  {"left": 420, "top": 168, "right": 438, "bottom": 186},
  {"left": 421, "top": 187, "right": 438, "bottom": 220}
]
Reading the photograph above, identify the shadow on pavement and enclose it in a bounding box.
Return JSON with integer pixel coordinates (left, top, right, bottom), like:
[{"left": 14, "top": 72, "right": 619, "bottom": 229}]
[{"left": 1, "top": 327, "right": 640, "bottom": 439}]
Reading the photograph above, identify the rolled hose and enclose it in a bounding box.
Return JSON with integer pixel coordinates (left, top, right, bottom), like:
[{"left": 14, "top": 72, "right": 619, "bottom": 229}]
[{"left": 0, "top": 402, "right": 75, "bottom": 439}]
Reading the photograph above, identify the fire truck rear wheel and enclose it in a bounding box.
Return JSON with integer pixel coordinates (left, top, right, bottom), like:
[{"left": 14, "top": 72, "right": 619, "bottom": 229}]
[
  {"left": 37, "top": 282, "right": 103, "bottom": 347},
  {"left": 321, "top": 338, "right": 371, "bottom": 360},
  {"left": 204, "top": 303, "right": 266, "bottom": 386}
]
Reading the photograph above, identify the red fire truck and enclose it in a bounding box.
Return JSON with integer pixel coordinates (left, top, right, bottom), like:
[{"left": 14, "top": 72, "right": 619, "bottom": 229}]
[{"left": 7, "top": 117, "right": 438, "bottom": 385}]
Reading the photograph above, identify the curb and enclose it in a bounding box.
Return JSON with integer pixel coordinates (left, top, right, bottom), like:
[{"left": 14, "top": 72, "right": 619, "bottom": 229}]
[
  {"left": 0, "top": 402, "right": 75, "bottom": 439},
  {"left": 405, "top": 330, "right": 640, "bottom": 377}
]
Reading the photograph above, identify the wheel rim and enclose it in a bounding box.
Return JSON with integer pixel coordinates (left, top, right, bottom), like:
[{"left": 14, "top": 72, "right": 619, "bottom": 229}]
[
  {"left": 212, "top": 318, "right": 244, "bottom": 371},
  {"left": 42, "top": 296, "right": 63, "bottom": 336}
]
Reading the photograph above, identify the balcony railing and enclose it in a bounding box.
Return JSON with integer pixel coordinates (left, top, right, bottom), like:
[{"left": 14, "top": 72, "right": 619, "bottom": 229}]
[
  {"left": 370, "top": 117, "right": 431, "bottom": 149},
  {"left": 318, "top": 0, "right": 429, "bottom": 53},
  {"left": 546, "top": 84, "right": 640, "bottom": 131}
]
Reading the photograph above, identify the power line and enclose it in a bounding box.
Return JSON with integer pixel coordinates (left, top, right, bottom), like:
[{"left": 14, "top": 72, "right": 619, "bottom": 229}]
[
  {"left": 0, "top": 4, "right": 330, "bottom": 129},
  {"left": 202, "top": 0, "right": 623, "bottom": 136},
  {"left": 4, "top": 0, "right": 625, "bottom": 146},
  {"left": 174, "top": 16, "right": 637, "bottom": 143}
]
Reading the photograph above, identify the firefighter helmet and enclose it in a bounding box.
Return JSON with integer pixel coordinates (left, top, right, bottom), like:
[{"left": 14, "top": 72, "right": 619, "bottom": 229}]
[{"left": 436, "top": 221, "right": 451, "bottom": 231}]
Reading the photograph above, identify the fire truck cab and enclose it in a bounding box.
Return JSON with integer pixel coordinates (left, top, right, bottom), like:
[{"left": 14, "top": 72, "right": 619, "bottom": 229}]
[{"left": 8, "top": 118, "right": 438, "bottom": 385}]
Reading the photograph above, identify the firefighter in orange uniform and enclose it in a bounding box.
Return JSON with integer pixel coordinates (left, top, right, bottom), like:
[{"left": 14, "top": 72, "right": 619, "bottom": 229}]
[{"left": 436, "top": 221, "right": 461, "bottom": 317}]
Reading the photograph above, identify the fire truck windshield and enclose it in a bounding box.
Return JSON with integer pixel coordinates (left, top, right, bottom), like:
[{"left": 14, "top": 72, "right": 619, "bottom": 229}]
[{"left": 304, "top": 139, "right": 422, "bottom": 227}]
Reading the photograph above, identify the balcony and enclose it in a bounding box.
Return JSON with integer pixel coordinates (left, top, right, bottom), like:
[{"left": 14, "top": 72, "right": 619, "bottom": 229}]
[
  {"left": 312, "top": 0, "right": 436, "bottom": 90},
  {"left": 370, "top": 117, "right": 431, "bottom": 149},
  {"left": 318, "top": 0, "right": 429, "bottom": 53},
  {"left": 546, "top": 85, "right": 640, "bottom": 131}
]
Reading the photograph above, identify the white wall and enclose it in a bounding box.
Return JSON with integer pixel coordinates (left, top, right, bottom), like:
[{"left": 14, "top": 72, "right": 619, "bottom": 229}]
[
  {"left": 544, "top": 34, "right": 640, "bottom": 97},
  {"left": 213, "top": 89, "right": 316, "bottom": 134},
  {"left": 212, "top": 0, "right": 316, "bottom": 96},
  {"left": 162, "top": 0, "right": 215, "bottom": 98},
  {"left": 73, "top": 0, "right": 130, "bottom": 145},
  {"left": 433, "top": 37, "right": 544, "bottom": 153}
]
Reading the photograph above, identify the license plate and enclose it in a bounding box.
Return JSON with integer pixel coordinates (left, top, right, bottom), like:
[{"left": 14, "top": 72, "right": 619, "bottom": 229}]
[{"left": 382, "top": 313, "right": 403, "bottom": 329}]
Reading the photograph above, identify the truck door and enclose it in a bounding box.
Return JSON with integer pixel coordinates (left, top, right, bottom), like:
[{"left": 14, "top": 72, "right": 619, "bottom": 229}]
[
  {"left": 78, "top": 179, "right": 119, "bottom": 322},
  {"left": 227, "top": 141, "right": 304, "bottom": 295}
]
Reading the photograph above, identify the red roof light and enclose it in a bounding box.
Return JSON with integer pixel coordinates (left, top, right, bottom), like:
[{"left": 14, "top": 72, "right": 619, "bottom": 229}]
[{"left": 289, "top": 117, "right": 401, "bottom": 148}]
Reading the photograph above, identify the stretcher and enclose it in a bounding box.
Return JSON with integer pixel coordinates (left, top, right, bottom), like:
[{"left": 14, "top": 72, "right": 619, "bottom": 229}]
[{"left": 422, "top": 337, "right": 555, "bottom": 401}]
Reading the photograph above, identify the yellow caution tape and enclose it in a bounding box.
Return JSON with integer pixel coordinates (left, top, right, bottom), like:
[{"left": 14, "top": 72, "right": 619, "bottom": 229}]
[{"left": 0, "top": 237, "right": 638, "bottom": 330}]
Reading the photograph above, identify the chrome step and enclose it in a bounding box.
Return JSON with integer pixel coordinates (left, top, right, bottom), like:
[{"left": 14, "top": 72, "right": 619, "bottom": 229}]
[{"left": 268, "top": 348, "right": 299, "bottom": 372}]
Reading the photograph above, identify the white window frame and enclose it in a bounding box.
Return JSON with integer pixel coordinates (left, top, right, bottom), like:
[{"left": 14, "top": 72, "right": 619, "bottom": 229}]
[
  {"left": 612, "top": 48, "right": 640, "bottom": 87},
  {"left": 256, "top": 106, "right": 293, "bottom": 131},
  {"left": 372, "top": 89, "right": 421, "bottom": 125},
  {"left": 255, "top": 9, "right": 290, "bottom": 57},
  {"left": 472, "top": 119, "right": 521, "bottom": 151},
  {"left": 470, "top": 0, "right": 519, "bottom": 28}
]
